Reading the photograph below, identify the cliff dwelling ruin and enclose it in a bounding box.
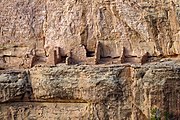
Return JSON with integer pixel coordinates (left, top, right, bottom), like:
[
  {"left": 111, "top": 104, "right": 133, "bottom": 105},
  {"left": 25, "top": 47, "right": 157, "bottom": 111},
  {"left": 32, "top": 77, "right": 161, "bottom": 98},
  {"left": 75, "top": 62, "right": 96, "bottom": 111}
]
[{"left": 1, "top": 0, "right": 180, "bottom": 119}]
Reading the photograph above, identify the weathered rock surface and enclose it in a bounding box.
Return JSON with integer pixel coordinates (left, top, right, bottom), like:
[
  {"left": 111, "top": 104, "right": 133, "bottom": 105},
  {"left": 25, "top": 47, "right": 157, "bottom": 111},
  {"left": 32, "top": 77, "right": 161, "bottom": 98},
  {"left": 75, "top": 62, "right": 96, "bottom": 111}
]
[
  {"left": 0, "top": 103, "right": 89, "bottom": 120},
  {"left": 1, "top": 0, "right": 180, "bottom": 68},
  {"left": 0, "top": 71, "right": 29, "bottom": 102},
  {"left": 131, "top": 63, "right": 180, "bottom": 119},
  {"left": 0, "top": 63, "right": 180, "bottom": 119},
  {"left": 1, "top": 0, "right": 180, "bottom": 119},
  {"left": 30, "top": 65, "right": 125, "bottom": 102}
]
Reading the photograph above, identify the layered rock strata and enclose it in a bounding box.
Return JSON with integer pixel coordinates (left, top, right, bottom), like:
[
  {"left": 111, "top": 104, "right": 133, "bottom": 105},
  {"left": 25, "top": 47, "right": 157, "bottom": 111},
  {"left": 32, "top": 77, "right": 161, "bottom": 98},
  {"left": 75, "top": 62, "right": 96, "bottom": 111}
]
[
  {"left": 1, "top": 0, "right": 180, "bottom": 119},
  {"left": 0, "top": 63, "right": 180, "bottom": 119}
]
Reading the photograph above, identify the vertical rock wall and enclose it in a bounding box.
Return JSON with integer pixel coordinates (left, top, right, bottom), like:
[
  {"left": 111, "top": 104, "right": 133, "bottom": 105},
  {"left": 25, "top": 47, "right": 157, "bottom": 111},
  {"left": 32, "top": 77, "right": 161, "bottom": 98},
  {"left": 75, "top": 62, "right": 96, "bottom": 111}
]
[
  {"left": 0, "top": 64, "right": 180, "bottom": 119},
  {"left": 1, "top": 0, "right": 180, "bottom": 68},
  {"left": 1, "top": 0, "right": 180, "bottom": 119}
]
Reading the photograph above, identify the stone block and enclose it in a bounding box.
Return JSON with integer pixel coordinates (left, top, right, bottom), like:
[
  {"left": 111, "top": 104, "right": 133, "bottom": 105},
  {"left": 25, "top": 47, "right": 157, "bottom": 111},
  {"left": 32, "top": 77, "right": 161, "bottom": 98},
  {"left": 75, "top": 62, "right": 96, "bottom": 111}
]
[
  {"left": 65, "top": 51, "right": 73, "bottom": 65},
  {"left": 71, "top": 45, "right": 87, "bottom": 64},
  {"left": 55, "top": 47, "right": 62, "bottom": 63},
  {"left": 140, "top": 52, "right": 149, "bottom": 65},
  {"left": 46, "top": 48, "right": 57, "bottom": 66},
  {"left": 94, "top": 41, "right": 101, "bottom": 64},
  {"left": 119, "top": 47, "right": 125, "bottom": 63}
]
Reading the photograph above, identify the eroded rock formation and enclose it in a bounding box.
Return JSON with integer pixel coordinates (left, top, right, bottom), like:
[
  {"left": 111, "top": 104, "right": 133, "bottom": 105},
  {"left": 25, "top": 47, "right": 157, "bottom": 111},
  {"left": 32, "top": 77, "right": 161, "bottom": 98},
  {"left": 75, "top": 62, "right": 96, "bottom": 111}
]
[
  {"left": 1, "top": 0, "right": 180, "bottom": 119},
  {"left": 0, "top": 63, "right": 180, "bottom": 119},
  {"left": 1, "top": 0, "right": 180, "bottom": 68}
]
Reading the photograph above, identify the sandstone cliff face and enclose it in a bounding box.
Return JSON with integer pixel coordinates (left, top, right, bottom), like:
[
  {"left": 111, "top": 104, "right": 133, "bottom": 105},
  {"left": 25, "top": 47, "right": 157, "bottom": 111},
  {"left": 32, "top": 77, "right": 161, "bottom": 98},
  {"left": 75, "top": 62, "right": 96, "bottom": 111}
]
[
  {"left": 1, "top": 0, "right": 180, "bottom": 68},
  {"left": 1, "top": 0, "right": 180, "bottom": 120},
  {"left": 0, "top": 63, "right": 180, "bottom": 119}
]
